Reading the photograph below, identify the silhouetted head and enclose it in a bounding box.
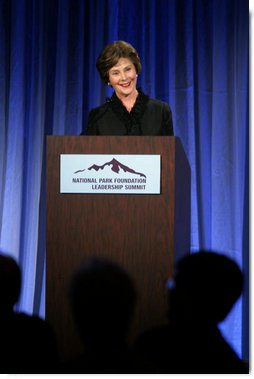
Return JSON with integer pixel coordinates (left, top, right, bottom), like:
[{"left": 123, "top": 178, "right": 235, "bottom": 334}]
[
  {"left": 167, "top": 251, "right": 243, "bottom": 324},
  {"left": 69, "top": 258, "right": 136, "bottom": 346},
  {"left": 0, "top": 253, "right": 21, "bottom": 312}
]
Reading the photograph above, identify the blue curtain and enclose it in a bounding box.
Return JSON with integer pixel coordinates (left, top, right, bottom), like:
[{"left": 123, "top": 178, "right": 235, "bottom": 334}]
[{"left": 0, "top": 0, "right": 249, "bottom": 360}]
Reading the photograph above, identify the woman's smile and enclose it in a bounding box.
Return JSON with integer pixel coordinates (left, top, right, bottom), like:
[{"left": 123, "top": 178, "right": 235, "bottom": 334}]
[{"left": 108, "top": 57, "right": 138, "bottom": 99}]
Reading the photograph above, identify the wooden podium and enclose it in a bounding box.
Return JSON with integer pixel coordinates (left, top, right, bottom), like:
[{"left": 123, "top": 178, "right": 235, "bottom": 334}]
[{"left": 46, "top": 136, "right": 190, "bottom": 360}]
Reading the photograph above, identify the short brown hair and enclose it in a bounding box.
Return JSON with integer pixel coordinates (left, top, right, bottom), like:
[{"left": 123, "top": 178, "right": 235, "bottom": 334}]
[{"left": 96, "top": 40, "right": 142, "bottom": 84}]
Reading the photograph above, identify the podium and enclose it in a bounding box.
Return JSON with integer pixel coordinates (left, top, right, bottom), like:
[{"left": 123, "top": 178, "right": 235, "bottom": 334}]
[{"left": 46, "top": 136, "right": 190, "bottom": 360}]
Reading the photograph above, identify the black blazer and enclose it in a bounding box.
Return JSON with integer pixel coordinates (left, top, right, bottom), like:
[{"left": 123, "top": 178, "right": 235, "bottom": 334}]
[{"left": 81, "top": 89, "right": 173, "bottom": 136}]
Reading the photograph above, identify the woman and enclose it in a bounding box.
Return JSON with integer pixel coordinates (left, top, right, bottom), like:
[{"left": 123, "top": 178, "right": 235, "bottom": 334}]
[{"left": 81, "top": 40, "right": 173, "bottom": 136}]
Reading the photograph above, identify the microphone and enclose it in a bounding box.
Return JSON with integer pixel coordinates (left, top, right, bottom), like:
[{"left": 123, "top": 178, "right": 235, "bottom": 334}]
[{"left": 86, "top": 98, "right": 112, "bottom": 133}]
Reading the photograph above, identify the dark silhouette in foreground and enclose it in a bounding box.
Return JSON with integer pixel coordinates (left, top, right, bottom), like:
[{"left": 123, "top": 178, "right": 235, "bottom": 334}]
[
  {"left": 0, "top": 253, "right": 58, "bottom": 373},
  {"left": 134, "top": 251, "right": 247, "bottom": 373},
  {"left": 66, "top": 257, "right": 137, "bottom": 373}
]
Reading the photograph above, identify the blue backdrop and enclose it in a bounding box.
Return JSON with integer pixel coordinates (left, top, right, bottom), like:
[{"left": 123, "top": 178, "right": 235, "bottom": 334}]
[{"left": 0, "top": 0, "right": 249, "bottom": 360}]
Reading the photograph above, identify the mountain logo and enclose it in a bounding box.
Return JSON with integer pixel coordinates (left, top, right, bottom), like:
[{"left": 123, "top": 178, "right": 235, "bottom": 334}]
[{"left": 74, "top": 158, "right": 146, "bottom": 178}]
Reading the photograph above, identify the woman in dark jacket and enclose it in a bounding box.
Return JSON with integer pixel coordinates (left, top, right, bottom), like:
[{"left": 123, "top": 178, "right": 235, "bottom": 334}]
[{"left": 81, "top": 40, "right": 173, "bottom": 136}]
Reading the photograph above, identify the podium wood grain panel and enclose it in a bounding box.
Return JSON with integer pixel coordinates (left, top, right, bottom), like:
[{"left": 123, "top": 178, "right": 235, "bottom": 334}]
[{"left": 46, "top": 136, "right": 190, "bottom": 360}]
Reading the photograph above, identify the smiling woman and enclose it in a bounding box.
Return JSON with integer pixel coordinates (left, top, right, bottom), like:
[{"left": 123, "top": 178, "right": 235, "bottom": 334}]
[
  {"left": 80, "top": 40, "right": 174, "bottom": 136},
  {"left": 108, "top": 58, "right": 138, "bottom": 111}
]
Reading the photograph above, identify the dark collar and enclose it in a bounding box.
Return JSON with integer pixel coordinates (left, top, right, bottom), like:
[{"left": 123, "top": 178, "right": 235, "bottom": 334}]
[{"left": 109, "top": 88, "right": 149, "bottom": 127}]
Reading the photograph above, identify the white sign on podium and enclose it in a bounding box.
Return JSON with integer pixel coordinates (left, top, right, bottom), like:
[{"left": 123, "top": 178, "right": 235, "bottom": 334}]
[{"left": 60, "top": 154, "right": 161, "bottom": 194}]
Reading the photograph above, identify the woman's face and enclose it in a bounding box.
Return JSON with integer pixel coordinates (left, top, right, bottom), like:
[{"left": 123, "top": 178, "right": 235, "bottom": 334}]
[{"left": 108, "top": 57, "right": 137, "bottom": 98}]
